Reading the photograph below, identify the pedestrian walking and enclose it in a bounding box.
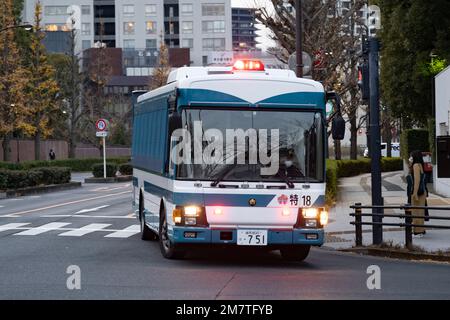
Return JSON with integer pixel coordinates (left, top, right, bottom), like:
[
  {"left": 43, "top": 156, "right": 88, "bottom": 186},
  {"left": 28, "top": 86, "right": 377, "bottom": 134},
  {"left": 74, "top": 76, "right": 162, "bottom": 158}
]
[
  {"left": 49, "top": 149, "right": 56, "bottom": 161},
  {"left": 407, "top": 150, "right": 427, "bottom": 237}
]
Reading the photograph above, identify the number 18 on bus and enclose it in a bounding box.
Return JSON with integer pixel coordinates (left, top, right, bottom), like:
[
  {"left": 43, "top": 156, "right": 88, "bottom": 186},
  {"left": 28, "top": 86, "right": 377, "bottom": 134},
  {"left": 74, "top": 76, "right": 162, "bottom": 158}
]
[{"left": 131, "top": 60, "right": 345, "bottom": 261}]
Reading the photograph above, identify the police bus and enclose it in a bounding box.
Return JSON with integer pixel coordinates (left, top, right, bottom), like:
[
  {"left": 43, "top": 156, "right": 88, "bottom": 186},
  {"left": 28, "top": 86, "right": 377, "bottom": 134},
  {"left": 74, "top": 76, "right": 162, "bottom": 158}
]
[{"left": 131, "top": 60, "right": 344, "bottom": 261}]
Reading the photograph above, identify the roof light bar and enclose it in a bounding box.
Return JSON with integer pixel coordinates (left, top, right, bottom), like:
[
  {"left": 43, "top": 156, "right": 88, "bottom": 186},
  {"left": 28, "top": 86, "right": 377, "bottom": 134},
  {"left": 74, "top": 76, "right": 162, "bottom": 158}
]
[{"left": 232, "top": 59, "right": 265, "bottom": 72}]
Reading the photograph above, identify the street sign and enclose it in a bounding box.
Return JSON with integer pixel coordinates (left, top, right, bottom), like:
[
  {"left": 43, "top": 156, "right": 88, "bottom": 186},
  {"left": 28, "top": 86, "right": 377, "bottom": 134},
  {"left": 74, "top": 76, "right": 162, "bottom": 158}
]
[
  {"left": 96, "top": 131, "right": 109, "bottom": 137},
  {"left": 288, "top": 51, "right": 312, "bottom": 76},
  {"left": 96, "top": 119, "right": 108, "bottom": 132}
]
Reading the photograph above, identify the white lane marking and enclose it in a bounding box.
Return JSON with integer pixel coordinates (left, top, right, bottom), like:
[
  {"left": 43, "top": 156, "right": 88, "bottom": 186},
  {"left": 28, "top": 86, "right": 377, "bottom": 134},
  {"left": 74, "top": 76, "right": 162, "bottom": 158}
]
[
  {"left": 0, "top": 205, "right": 4, "bottom": 208},
  {"left": 104, "top": 225, "right": 140, "bottom": 238},
  {"left": 91, "top": 184, "right": 131, "bottom": 192},
  {"left": 40, "top": 214, "right": 134, "bottom": 219},
  {"left": 6, "top": 191, "right": 129, "bottom": 216},
  {"left": 13, "top": 222, "right": 71, "bottom": 236},
  {"left": 59, "top": 223, "right": 111, "bottom": 237},
  {"left": 0, "top": 223, "right": 30, "bottom": 232},
  {"left": 75, "top": 205, "right": 110, "bottom": 214}
]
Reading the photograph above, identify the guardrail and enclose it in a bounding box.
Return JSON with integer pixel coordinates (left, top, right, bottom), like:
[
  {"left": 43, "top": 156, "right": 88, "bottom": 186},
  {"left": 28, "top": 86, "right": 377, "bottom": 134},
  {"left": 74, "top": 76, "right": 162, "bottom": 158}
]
[{"left": 350, "top": 203, "right": 450, "bottom": 249}]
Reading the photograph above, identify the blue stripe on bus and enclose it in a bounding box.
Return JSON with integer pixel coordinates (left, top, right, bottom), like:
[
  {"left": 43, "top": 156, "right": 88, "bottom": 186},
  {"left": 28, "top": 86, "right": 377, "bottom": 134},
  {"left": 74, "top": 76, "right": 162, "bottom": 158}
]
[
  {"left": 177, "top": 89, "right": 325, "bottom": 109},
  {"left": 143, "top": 180, "right": 275, "bottom": 207}
]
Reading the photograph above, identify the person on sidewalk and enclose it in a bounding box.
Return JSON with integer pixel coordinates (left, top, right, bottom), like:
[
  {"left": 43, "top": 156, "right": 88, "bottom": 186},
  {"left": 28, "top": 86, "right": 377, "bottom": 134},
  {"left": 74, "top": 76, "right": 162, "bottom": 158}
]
[
  {"left": 407, "top": 150, "right": 427, "bottom": 237},
  {"left": 49, "top": 149, "right": 56, "bottom": 161}
]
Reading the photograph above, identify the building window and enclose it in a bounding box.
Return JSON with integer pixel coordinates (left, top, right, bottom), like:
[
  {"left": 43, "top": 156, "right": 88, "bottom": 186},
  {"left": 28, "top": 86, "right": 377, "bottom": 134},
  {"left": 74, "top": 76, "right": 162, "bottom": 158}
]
[
  {"left": 181, "top": 21, "right": 193, "bottom": 34},
  {"left": 81, "top": 5, "right": 90, "bottom": 15},
  {"left": 45, "top": 24, "right": 71, "bottom": 32},
  {"left": 81, "top": 23, "right": 91, "bottom": 35},
  {"left": 44, "top": 6, "right": 69, "bottom": 16},
  {"left": 146, "top": 39, "right": 157, "bottom": 48},
  {"left": 82, "top": 40, "right": 91, "bottom": 50},
  {"left": 145, "top": 4, "right": 157, "bottom": 16},
  {"left": 146, "top": 21, "right": 157, "bottom": 34},
  {"left": 181, "top": 4, "right": 193, "bottom": 16},
  {"left": 123, "top": 5, "right": 135, "bottom": 17},
  {"left": 202, "top": 38, "right": 225, "bottom": 51},
  {"left": 202, "top": 4, "right": 225, "bottom": 16},
  {"left": 124, "top": 39, "right": 135, "bottom": 49},
  {"left": 124, "top": 22, "right": 135, "bottom": 35},
  {"left": 202, "top": 21, "right": 225, "bottom": 33},
  {"left": 181, "top": 38, "right": 193, "bottom": 49}
]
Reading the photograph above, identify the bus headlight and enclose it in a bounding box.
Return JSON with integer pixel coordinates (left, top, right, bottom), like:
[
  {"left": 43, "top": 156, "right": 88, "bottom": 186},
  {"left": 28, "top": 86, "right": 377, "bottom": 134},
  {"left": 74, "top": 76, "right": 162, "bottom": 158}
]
[
  {"left": 320, "top": 210, "right": 329, "bottom": 226},
  {"left": 303, "top": 208, "right": 319, "bottom": 218},
  {"left": 184, "top": 206, "right": 200, "bottom": 217}
]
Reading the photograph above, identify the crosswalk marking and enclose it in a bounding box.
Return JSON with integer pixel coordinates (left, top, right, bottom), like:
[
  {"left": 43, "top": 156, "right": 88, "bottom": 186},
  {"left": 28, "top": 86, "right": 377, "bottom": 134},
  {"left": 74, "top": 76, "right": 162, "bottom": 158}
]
[
  {"left": 104, "top": 225, "right": 140, "bottom": 238},
  {"left": 0, "top": 223, "right": 30, "bottom": 232},
  {"left": 14, "top": 222, "right": 71, "bottom": 236},
  {"left": 58, "top": 223, "right": 111, "bottom": 237}
]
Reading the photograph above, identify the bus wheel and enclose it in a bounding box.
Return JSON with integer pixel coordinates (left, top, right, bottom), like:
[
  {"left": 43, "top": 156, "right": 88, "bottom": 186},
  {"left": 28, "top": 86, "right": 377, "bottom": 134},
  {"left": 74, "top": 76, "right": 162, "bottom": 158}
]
[
  {"left": 280, "top": 245, "right": 310, "bottom": 262},
  {"left": 139, "top": 194, "right": 156, "bottom": 241},
  {"left": 159, "top": 212, "right": 185, "bottom": 259}
]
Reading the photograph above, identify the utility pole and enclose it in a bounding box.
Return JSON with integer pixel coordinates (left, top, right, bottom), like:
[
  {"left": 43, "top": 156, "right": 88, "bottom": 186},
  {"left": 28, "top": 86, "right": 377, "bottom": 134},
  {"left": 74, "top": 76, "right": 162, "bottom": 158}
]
[
  {"left": 295, "top": 0, "right": 303, "bottom": 77},
  {"left": 367, "top": 5, "right": 383, "bottom": 245}
]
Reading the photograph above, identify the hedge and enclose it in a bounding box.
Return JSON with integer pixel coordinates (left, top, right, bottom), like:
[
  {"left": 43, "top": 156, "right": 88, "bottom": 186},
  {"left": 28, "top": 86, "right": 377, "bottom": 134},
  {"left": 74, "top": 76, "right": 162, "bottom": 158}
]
[
  {"left": 400, "top": 129, "right": 429, "bottom": 160},
  {"left": 118, "top": 163, "right": 133, "bottom": 176},
  {"left": 0, "top": 167, "right": 71, "bottom": 191},
  {"left": 325, "top": 157, "right": 403, "bottom": 206},
  {"left": 0, "top": 157, "right": 129, "bottom": 172},
  {"left": 92, "top": 163, "right": 118, "bottom": 178}
]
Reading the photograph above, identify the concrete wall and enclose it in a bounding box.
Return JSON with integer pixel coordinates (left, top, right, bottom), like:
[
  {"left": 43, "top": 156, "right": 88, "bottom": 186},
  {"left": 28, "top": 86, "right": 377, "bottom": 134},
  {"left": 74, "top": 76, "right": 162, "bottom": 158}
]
[
  {"left": 0, "top": 140, "right": 130, "bottom": 163},
  {"left": 434, "top": 66, "right": 450, "bottom": 197}
]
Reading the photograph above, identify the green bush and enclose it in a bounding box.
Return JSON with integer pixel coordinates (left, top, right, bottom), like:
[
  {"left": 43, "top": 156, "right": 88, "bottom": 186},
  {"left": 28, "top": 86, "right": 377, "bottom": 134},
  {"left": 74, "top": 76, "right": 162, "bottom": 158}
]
[
  {"left": 92, "top": 163, "right": 117, "bottom": 178},
  {"left": 400, "top": 129, "right": 429, "bottom": 160},
  {"left": 6, "top": 156, "right": 130, "bottom": 172},
  {"left": 336, "top": 159, "right": 371, "bottom": 178},
  {"left": 119, "top": 163, "right": 133, "bottom": 176},
  {"left": 0, "top": 167, "right": 71, "bottom": 191},
  {"left": 380, "top": 157, "right": 403, "bottom": 172},
  {"left": 0, "top": 170, "right": 8, "bottom": 189},
  {"left": 325, "top": 160, "right": 338, "bottom": 206}
]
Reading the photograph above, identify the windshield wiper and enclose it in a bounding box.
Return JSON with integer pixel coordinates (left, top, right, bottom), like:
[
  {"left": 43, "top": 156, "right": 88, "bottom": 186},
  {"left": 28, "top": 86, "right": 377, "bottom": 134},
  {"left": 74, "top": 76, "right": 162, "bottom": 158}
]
[
  {"left": 276, "top": 171, "right": 295, "bottom": 189},
  {"left": 210, "top": 163, "right": 237, "bottom": 187}
]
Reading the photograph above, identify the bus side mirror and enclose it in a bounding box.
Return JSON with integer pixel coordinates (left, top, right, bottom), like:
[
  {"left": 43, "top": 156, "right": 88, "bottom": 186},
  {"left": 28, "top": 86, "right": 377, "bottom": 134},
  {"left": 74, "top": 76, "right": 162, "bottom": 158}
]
[
  {"left": 327, "top": 92, "right": 345, "bottom": 141},
  {"left": 332, "top": 114, "right": 345, "bottom": 140}
]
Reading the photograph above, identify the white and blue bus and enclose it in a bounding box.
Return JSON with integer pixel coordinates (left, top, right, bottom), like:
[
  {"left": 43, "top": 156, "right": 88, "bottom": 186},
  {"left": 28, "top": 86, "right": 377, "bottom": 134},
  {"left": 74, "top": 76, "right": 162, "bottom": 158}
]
[{"left": 132, "top": 60, "right": 344, "bottom": 261}]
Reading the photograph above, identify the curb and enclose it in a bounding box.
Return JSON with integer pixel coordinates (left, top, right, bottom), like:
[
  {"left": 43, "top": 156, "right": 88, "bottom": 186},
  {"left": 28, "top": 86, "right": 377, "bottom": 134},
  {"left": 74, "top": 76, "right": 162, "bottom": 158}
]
[
  {"left": 340, "top": 247, "right": 450, "bottom": 262},
  {"left": 2, "top": 182, "right": 82, "bottom": 198},
  {"left": 84, "top": 176, "right": 132, "bottom": 183}
]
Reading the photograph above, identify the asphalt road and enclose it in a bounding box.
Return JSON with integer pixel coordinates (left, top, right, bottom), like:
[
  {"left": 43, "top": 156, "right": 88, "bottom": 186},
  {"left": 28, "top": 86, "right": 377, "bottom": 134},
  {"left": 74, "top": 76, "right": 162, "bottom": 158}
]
[{"left": 0, "top": 182, "right": 449, "bottom": 300}]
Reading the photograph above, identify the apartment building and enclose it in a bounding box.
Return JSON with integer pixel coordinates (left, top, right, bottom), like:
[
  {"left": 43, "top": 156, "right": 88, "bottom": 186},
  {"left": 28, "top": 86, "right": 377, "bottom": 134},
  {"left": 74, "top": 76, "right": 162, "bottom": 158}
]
[{"left": 23, "top": 0, "right": 232, "bottom": 66}]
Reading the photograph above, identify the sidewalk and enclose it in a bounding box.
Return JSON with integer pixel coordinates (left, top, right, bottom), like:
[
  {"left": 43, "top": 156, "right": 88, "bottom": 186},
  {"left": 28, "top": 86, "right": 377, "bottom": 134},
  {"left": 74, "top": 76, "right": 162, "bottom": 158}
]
[{"left": 324, "top": 171, "right": 450, "bottom": 253}]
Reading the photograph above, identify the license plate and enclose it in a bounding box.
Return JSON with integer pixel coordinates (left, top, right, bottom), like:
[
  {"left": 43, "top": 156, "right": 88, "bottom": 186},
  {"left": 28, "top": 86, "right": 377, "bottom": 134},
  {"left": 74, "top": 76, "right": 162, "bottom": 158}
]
[{"left": 237, "top": 230, "right": 268, "bottom": 246}]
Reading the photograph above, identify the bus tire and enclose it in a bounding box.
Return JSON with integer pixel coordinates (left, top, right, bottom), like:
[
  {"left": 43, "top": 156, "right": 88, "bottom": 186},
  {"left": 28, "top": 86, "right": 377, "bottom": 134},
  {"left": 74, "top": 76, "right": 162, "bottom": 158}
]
[
  {"left": 139, "top": 193, "right": 157, "bottom": 241},
  {"left": 159, "top": 210, "right": 186, "bottom": 259},
  {"left": 280, "top": 245, "right": 310, "bottom": 262}
]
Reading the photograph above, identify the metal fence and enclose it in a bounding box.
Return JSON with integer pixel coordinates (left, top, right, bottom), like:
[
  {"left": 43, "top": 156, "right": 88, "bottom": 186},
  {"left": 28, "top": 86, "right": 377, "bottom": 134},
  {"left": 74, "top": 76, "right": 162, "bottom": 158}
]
[{"left": 350, "top": 203, "right": 450, "bottom": 249}]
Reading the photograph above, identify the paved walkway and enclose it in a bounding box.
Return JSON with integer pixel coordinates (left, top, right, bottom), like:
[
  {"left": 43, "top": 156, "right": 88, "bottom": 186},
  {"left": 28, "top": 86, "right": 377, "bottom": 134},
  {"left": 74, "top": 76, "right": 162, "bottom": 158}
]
[{"left": 325, "top": 171, "right": 450, "bottom": 253}]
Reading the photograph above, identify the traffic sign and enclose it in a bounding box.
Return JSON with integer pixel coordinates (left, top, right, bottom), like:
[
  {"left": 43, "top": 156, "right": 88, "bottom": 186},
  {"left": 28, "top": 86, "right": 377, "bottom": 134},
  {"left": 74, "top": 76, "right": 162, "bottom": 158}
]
[
  {"left": 288, "top": 51, "right": 312, "bottom": 76},
  {"left": 96, "top": 119, "right": 108, "bottom": 132},
  {"left": 96, "top": 131, "right": 108, "bottom": 137}
]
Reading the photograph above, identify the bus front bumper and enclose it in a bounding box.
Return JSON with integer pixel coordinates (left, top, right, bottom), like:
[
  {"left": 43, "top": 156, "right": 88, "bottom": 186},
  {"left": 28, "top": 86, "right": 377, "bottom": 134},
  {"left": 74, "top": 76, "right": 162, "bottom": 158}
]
[{"left": 171, "top": 227, "right": 324, "bottom": 246}]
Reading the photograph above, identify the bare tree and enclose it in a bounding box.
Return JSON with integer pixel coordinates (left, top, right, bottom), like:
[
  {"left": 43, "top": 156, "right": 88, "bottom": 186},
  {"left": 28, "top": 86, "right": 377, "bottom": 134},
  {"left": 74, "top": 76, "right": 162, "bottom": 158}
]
[{"left": 255, "top": 0, "right": 366, "bottom": 159}]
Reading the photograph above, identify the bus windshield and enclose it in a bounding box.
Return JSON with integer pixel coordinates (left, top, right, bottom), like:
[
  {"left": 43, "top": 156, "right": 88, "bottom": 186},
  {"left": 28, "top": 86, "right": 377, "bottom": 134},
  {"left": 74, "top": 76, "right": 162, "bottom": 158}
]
[{"left": 176, "top": 108, "right": 325, "bottom": 183}]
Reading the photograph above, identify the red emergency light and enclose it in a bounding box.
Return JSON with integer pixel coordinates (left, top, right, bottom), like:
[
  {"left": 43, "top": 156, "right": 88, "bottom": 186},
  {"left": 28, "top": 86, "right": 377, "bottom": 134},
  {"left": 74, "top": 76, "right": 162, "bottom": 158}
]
[{"left": 232, "top": 59, "right": 265, "bottom": 72}]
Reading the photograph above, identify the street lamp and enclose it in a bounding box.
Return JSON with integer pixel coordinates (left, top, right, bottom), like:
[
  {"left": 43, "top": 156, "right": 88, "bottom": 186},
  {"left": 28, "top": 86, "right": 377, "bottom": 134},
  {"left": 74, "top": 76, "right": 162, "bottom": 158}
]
[{"left": 0, "top": 24, "right": 33, "bottom": 33}]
